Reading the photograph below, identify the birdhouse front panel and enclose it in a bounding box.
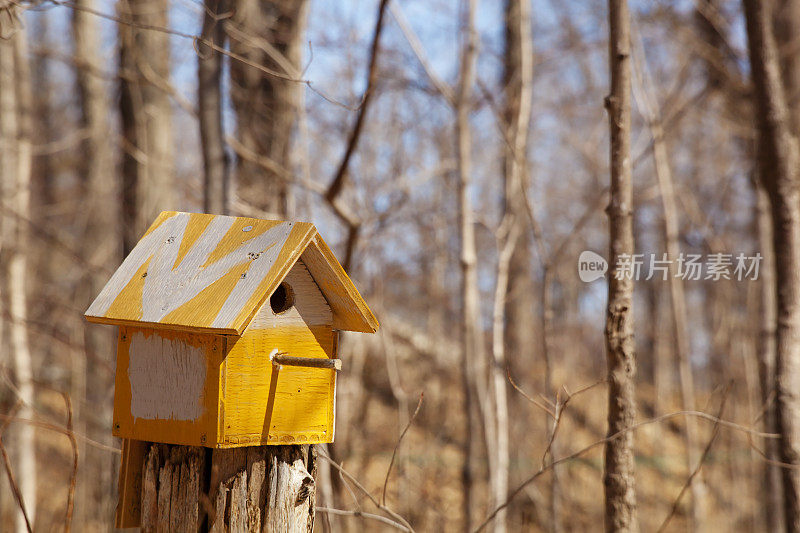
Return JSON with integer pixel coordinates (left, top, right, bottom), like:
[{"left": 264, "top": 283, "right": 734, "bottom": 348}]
[
  {"left": 113, "top": 327, "right": 222, "bottom": 447},
  {"left": 219, "top": 261, "right": 338, "bottom": 447}
]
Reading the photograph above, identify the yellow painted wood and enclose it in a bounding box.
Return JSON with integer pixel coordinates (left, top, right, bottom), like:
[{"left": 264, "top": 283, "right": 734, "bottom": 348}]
[
  {"left": 220, "top": 324, "right": 336, "bottom": 446},
  {"left": 201, "top": 217, "right": 282, "bottom": 267},
  {"left": 115, "top": 438, "right": 147, "bottom": 528},
  {"left": 104, "top": 255, "right": 150, "bottom": 321},
  {"left": 160, "top": 259, "right": 252, "bottom": 327},
  {"left": 113, "top": 326, "right": 222, "bottom": 446},
  {"left": 173, "top": 212, "right": 215, "bottom": 269},
  {"left": 140, "top": 210, "right": 172, "bottom": 239}
]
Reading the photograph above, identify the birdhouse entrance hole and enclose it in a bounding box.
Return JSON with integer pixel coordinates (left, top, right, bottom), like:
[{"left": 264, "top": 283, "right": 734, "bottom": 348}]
[{"left": 270, "top": 282, "right": 294, "bottom": 314}]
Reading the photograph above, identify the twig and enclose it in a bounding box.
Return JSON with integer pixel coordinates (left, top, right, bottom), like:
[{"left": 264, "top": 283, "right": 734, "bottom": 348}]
[
  {"left": 318, "top": 449, "right": 415, "bottom": 532},
  {"left": 382, "top": 393, "right": 424, "bottom": 505},
  {"left": 473, "top": 408, "right": 779, "bottom": 533},
  {"left": 316, "top": 507, "right": 411, "bottom": 532},
  {"left": 0, "top": 434, "right": 33, "bottom": 533},
  {"left": 656, "top": 385, "right": 731, "bottom": 533},
  {"left": 0, "top": 400, "right": 21, "bottom": 435},
  {"left": 325, "top": 0, "right": 390, "bottom": 202},
  {"left": 1, "top": 313, "right": 113, "bottom": 374},
  {"left": 226, "top": 133, "right": 363, "bottom": 270},
  {"left": 48, "top": 0, "right": 358, "bottom": 110},
  {"left": 338, "top": 461, "right": 361, "bottom": 510},
  {"left": 62, "top": 393, "right": 78, "bottom": 533},
  {"left": 0, "top": 201, "right": 112, "bottom": 276},
  {"left": 507, "top": 369, "right": 555, "bottom": 418},
  {"left": 541, "top": 380, "right": 608, "bottom": 468},
  {"left": 323, "top": 0, "right": 390, "bottom": 270},
  {"left": 541, "top": 390, "right": 564, "bottom": 469},
  {"left": 0, "top": 413, "right": 120, "bottom": 453},
  {"left": 388, "top": 1, "right": 455, "bottom": 105}
]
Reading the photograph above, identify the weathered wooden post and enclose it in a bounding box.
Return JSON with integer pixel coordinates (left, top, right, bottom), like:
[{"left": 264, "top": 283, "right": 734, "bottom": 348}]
[{"left": 85, "top": 211, "right": 378, "bottom": 531}]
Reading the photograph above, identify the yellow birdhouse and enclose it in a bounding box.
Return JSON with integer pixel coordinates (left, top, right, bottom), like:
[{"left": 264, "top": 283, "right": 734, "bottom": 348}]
[{"left": 85, "top": 211, "right": 378, "bottom": 450}]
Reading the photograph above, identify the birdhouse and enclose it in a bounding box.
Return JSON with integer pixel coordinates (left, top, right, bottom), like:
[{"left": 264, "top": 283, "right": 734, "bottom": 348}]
[{"left": 85, "top": 211, "right": 378, "bottom": 449}]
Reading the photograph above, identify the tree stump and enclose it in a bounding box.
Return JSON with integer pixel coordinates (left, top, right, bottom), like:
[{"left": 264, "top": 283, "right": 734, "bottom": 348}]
[{"left": 139, "top": 443, "right": 316, "bottom": 532}]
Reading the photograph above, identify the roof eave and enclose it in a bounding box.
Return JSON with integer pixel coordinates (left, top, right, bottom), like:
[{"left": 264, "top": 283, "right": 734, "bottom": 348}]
[
  {"left": 84, "top": 315, "right": 241, "bottom": 336},
  {"left": 301, "top": 233, "right": 379, "bottom": 334}
]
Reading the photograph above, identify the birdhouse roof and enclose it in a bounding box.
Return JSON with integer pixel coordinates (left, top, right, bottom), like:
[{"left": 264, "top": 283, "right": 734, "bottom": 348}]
[{"left": 85, "top": 211, "right": 379, "bottom": 335}]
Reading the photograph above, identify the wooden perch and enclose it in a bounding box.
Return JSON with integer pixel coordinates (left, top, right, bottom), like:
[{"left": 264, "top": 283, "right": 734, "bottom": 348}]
[{"left": 270, "top": 350, "right": 342, "bottom": 371}]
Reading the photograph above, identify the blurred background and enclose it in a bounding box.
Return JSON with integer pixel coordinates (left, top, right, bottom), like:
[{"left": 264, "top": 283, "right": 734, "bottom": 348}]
[{"left": 0, "top": 0, "right": 782, "bottom": 531}]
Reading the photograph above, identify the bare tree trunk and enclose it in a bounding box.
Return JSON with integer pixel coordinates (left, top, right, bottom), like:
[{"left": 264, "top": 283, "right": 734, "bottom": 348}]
[
  {"left": 631, "top": 39, "right": 707, "bottom": 530},
  {"left": 199, "top": 0, "right": 230, "bottom": 215},
  {"left": 73, "top": 1, "right": 118, "bottom": 524},
  {"left": 227, "top": 0, "right": 309, "bottom": 216},
  {"left": 1, "top": 23, "right": 36, "bottom": 533},
  {"left": 490, "top": 223, "right": 518, "bottom": 533},
  {"left": 502, "top": 0, "right": 535, "bottom": 395},
  {"left": 756, "top": 184, "right": 784, "bottom": 532},
  {"left": 772, "top": 8, "right": 800, "bottom": 526},
  {"left": 744, "top": 0, "right": 800, "bottom": 529},
  {"left": 603, "top": 1, "right": 638, "bottom": 531},
  {"left": 774, "top": 0, "right": 800, "bottom": 135},
  {"left": 456, "top": 0, "right": 482, "bottom": 530},
  {"left": 118, "top": 0, "right": 175, "bottom": 254},
  {"left": 500, "top": 1, "right": 535, "bottom": 530}
]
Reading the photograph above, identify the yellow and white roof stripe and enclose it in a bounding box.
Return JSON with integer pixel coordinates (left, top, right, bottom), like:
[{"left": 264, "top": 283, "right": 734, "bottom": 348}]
[{"left": 86, "top": 211, "right": 377, "bottom": 335}]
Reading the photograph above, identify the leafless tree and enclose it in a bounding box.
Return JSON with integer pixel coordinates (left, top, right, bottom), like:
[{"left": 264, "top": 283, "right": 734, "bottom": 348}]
[
  {"left": 2, "top": 0, "right": 799, "bottom": 531},
  {"left": 603, "top": 0, "right": 638, "bottom": 531},
  {"left": 631, "top": 32, "right": 707, "bottom": 529},
  {"left": 199, "top": 0, "right": 230, "bottom": 215},
  {"left": 73, "top": 0, "right": 118, "bottom": 524},
  {"left": 502, "top": 0, "right": 535, "bottom": 394},
  {"left": 455, "top": 0, "right": 482, "bottom": 530},
  {"left": 118, "top": 0, "right": 176, "bottom": 254},
  {"left": 498, "top": 1, "right": 534, "bottom": 531},
  {"left": 227, "top": 0, "right": 309, "bottom": 217},
  {"left": 756, "top": 183, "right": 783, "bottom": 532},
  {"left": 1, "top": 17, "right": 36, "bottom": 533},
  {"left": 744, "top": 0, "right": 800, "bottom": 529}
]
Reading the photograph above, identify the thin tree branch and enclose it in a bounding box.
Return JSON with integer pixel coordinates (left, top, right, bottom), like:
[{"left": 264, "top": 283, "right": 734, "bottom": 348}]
[
  {"left": 382, "top": 393, "right": 424, "bottom": 506},
  {"left": 0, "top": 434, "right": 33, "bottom": 533},
  {"left": 473, "top": 409, "right": 778, "bottom": 533},
  {"left": 325, "top": 0, "right": 390, "bottom": 202},
  {"left": 48, "top": 0, "right": 358, "bottom": 109},
  {"left": 62, "top": 392, "right": 78, "bottom": 533},
  {"left": 507, "top": 368, "right": 555, "bottom": 418},
  {"left": 656, "top": 385, "right": 731, "bottom": 533},
  {"left": 316, "top": 507, "right": 411, "bottom": 532},
  {"left": 318, "top": 449, "right": 415, "bottom": 533},
  {"left": 0, "top": 413, "right": 121, "bottom": 453}
]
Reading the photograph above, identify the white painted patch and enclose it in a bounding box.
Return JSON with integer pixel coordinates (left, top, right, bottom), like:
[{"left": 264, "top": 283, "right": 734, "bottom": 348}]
[{"left": 128, "top": 332, "right": 206, "bottom": 421}]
